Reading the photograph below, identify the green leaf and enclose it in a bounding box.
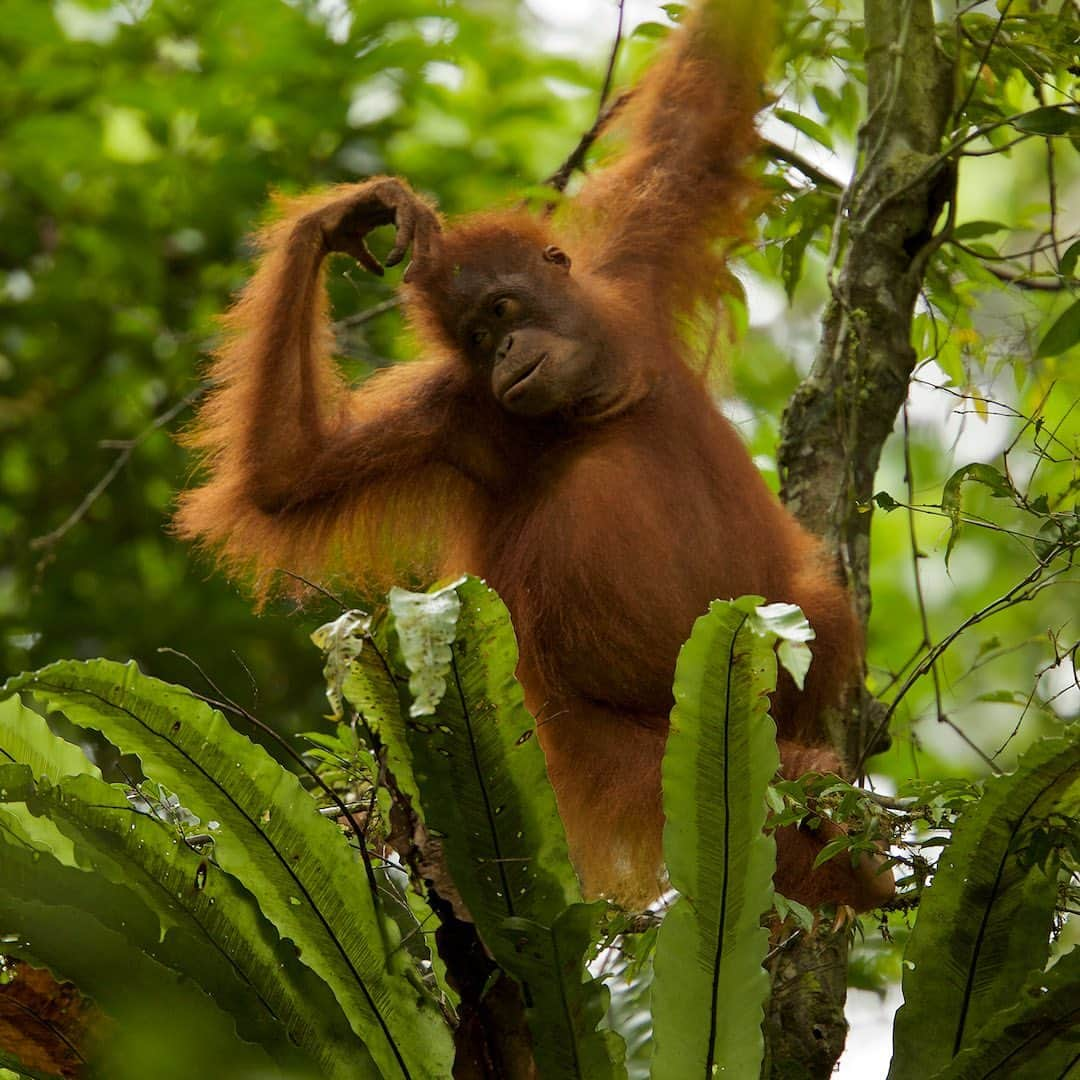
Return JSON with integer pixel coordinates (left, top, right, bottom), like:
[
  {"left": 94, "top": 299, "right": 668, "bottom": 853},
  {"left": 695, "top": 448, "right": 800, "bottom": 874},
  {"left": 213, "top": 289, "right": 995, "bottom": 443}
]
[
  {"left": 1035, "top": 298, "right": 1080, "bottom": 359},
  {"left": 632, "top": 21, "right": 672, "bottom": 40},
  {"left": 385, "top": 578, "right": 581, "bottom": 919},
  {"left": 490, "top": 904, "right": 627, "bottom": 1079},
  {"left": 748, "top": 600, "right": 815, "bottom": 644},
  {"left": 2, "top": 660, "right": 454, "bottom": 1080},
  {"left": 0, "top": 762, "right": 36, "bottom": 801},
  {"left": 748, "top": 601, "right": 814, "bottom": 690},
  {"left": 382, "top": 577, "right": 624, "bottom": 1079},
  {"left": 779, "top": 193, "right": 833, "bottom": 300},
  {"left": 0, "top": 871, "right": 284, "bottom": 1079},
  {"left": 888, "top": 737, "right": 1080, "bottom": 1080},
  {"left": 0, "top": 696, "right": 101, "bottom": 783},
  {"left": 940, "top": 464, "right": 1015, "bottom": 566},
  {"left": 1010, "top": 105, "right": 1080, "bottom": 136},
  {"left": 873, "top": 490, "right": 901, "bottom": 512},
  {"left": 952, "top": 220, "right": 1007, "bottom": 240},
  {"left": 340, "top": 620, "right": 423, "bottom": 808},
  {"left": 810, "top": 835, "right": 851, "bottom": 870},
  {"left": 929, "top": 948, "right": 1080, "bottom": 1080},
  {"left": 651, "top": 600, "right": 779, "bottom": 1079},
  {"left": 1059, "top": 238, "right": 1080, "bottom": 279},
  {"left": 0, "top": 769, "right": 347, "bottom": 1077},
  {"left": 776, "top": 640, "right": 812, "bottom": 690},
  {"left": 311, "top": 609, "right": 373, "bottom": 720},
  {"left": 775, "top": 107, "right": 835, "bottom": 149},
  {"left": 773, "top": 894, "right": 813, "bottom": 932}
]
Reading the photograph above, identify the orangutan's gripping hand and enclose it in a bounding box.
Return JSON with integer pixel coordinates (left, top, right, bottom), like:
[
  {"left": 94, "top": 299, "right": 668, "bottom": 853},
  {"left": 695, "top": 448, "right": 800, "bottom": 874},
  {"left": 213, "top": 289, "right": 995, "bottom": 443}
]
[{"left": 303, "top": 177, "right": 442, "bottom": 282}]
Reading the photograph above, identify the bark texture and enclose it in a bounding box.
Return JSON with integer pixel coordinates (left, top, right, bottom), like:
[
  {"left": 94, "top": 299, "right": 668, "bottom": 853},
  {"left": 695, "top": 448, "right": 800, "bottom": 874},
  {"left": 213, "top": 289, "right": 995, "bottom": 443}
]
[{"left": 766, "top": 1, "right": 954, "bottom": 1075}]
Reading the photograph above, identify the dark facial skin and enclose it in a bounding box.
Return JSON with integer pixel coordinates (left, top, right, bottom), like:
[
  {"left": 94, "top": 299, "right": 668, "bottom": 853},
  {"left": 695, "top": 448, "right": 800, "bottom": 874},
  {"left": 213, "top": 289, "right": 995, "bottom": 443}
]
[{"left": 457, "top": 247, "right": 606, "bottom": 418}]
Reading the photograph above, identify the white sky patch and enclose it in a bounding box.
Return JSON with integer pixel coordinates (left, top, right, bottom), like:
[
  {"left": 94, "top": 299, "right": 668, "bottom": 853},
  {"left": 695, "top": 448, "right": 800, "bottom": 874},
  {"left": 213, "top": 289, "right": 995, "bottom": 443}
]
[
  {"left": 525, "top": 0, "right": 673, "bottom": 55},
  {"left": 838, "top": 984, "right": 902, "bottom": 1080},
  {"left": 4, "top": 270, "right": 34, "bottom": 303},
  {"left": 720, "top": 396, "right": 759, "bottom": 433},
  {"left": 348, "top": 73, "right": 402, "bottom": 128},
  {"left": 415, "top": 16, "right": 459, "bottom": 45},
  {"left": 1042, "top": 660, "right": 1080, "bottom": 719},
  {"left": 53, "top": 0, "right": 123, "bottom": 44},
  {"left": 424, "top": 61, "right": 465, "bottom": 92},
  {"left": 735, "top": 267, "right": 787, "bottom": 329},
  {"left": 906, "top": 361, "right": 1014, "bottom": 463}
]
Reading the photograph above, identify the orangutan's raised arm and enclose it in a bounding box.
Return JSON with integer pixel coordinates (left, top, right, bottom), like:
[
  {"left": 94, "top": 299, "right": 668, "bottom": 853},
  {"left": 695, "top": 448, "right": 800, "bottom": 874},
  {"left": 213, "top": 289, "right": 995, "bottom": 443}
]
[
  {"left": 174, "top": 179, "right": 473, "bottom": 596},
  {"left": 571, "top": 0, "right": 771, "bottom": 319}
]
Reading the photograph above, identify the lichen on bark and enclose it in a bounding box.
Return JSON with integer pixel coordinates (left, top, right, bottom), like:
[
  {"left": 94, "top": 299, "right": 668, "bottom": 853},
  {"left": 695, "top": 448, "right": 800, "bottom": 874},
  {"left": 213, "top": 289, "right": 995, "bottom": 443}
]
[{"left": 765, "top": 2, "right": 955, "bottom": 1076}]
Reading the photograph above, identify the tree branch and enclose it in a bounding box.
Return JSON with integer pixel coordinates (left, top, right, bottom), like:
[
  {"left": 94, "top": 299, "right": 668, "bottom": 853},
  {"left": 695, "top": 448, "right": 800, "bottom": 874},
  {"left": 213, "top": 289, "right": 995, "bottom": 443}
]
[
  {"left": 30, "top": 386, "right": 205, "bottom": 554},
  {"left": 765, "top": 138, "right": 845, "bottom": 192},
  {"left": 545, "top": 0, "right": 628, "bottom": 192}
]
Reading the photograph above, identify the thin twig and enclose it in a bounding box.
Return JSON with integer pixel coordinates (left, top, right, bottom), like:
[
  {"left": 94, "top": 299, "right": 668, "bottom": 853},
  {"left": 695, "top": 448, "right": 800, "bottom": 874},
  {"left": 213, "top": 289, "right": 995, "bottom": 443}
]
[
  {"left": 873, "top": 499, "right": 1063, "bottom": 549},
  {"left": 275, "top": 567, "right": 348, "bottom": 609},
  {"left": 950, "top": 232, "right": 1077, "bottom": 265},
  {"left": 859, "top": 561, "right": 1069, "bottom": 771},
  {"left": 988, "top": 644, "right": 1073, "bottom": 761},
  {"left": 952, "top": 0, "right": 1013, "bottom": 125},
  {"left": 545, "top": 0, "right": 628, "bottom": 192},
  {"left": 333, "top": 295, "right": 401, "bottom": 332},
  {"left": 766, "top": 138, "right": 845, "bottom": 192},
  {"left": 545, "top": 92, "right": 632, "bottom": 194},
  {"left": 595, "top": 0, "right": 625, "bottom": 115},
  {"left": 902, "top": 403, "right": 946, "bottom": 727},
  {"left": 1037, "top": 86, "right": 1064, "bottom": 268},
  {"left": 984, "top": 266, "right": 1070, "bottom": 291},
  {"left": 861, "top": 103, "right": 1078, "bottom": 231},
  {"left": 31, "top": 385, "right": 205, "bottom": 552}
]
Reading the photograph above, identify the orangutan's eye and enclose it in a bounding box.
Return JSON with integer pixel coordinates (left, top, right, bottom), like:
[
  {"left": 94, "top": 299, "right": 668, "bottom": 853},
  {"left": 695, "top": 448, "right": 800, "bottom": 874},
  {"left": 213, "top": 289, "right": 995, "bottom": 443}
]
[{"left": 492, "top": 296, "right": 522, "bottom": 319}]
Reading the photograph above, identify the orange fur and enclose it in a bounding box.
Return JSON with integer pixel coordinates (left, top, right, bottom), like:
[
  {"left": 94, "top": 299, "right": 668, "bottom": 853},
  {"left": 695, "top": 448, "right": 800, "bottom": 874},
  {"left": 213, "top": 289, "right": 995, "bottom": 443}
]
[{"left": 176, "top": 2, "right": 892, "bottom": 911}]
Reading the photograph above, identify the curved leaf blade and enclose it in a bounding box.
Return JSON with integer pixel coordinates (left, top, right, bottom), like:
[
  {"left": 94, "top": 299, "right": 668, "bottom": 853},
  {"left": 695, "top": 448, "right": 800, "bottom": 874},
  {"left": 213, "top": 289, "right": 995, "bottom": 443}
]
[
  {"left": 1035, "top": 297, "right": 1080, "bottom": 359},
  {"left": 889, "top": 736, "right": 1080, "bottom": 1080},
  {"left": 0, "top": 696, "right": 101, "bottom": 783},
  {"left": 931, "top": 948, "right": 1080, "bottom": 1080},
  {"left": 651, "top": 599, "right": 779, "bottom": 1079},
  {"left": 381, "top": 577, "right": 625, "bottom": 1079},
  {"left": 2, "top": 661, "right": 453, "bottom": 1080},
  {"left": 491, "top": 904, "right": 627, "bottom": 1079},
  {"left": 340, "top": 617, "right": 423, "bottom": 808},
  {"left": 0, "top": 764, "right": 366, "bottom": 1077},
  {"left": 0, "top": 786, "right": 291, "bottom": 1076},
  {"left": 387, "top": 579, "right": 580, "bottom": 924}
]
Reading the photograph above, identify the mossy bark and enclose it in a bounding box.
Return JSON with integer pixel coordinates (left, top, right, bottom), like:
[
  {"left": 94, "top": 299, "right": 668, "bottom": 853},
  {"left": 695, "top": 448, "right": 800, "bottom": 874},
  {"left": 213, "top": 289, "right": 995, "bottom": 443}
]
[{"left": 766, "top": 2, "right": 954, "bottom": 1076}]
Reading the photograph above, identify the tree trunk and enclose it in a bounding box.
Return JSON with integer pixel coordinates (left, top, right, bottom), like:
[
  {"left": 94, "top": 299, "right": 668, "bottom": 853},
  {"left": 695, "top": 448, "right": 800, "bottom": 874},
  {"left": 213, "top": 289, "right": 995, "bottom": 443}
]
[{"left": 766, "top": 1, "right": 954, "bottom": 1075}]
